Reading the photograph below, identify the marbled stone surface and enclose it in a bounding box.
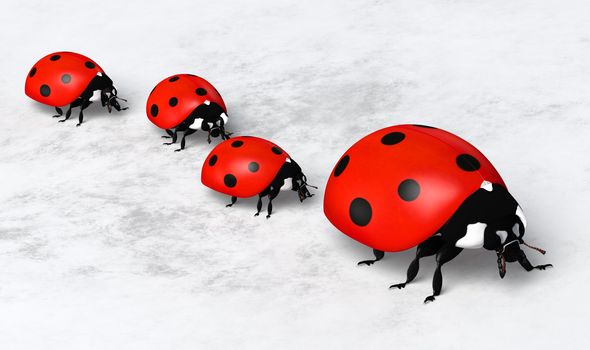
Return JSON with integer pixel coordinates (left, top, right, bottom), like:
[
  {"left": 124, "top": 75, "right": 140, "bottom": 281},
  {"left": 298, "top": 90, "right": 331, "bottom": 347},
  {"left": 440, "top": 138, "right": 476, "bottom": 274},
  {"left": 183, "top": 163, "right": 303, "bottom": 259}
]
[{"left": 1, "top": 0, "right": 588, "bottom": 348}]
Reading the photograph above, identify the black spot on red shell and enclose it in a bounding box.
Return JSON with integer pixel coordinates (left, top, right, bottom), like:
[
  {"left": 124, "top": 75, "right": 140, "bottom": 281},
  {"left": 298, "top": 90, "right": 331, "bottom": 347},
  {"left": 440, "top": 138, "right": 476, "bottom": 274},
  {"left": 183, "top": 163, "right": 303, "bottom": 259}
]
[
  {"left": 84, "top": 61, "right": 96, "bottom": 69},
  {"left": 61, "top": 74, "right": 71, "bottom": 84},
  {"left": 169, "top": 76, "right": 179, "bottom": 82},
  {"left": 224, "top": 174, "right": 237, "bottom": 188},
  {"left": 398, "top": 179, "right": 420, "bottom": 201},
  {"left": 40, "top": 84, "right": 51, "bottom": 97},
  {"left": 381, "top": 132, "right": 405, "bottom": 145},
  {"left": 169, "top": 97, "right": 178, "bottom": 107},
  {"left": 456, "top": 154, "right": 481, "bottom": 172},
  {"left": 248, "top": 162, "right": 259, "bottom": 172},
  {"left": 349, "top": 198, "right": 372, "bottom": 226},
  {"left": 29, "top": 67, "right": 37, "bottom": 78},
  {"left": 196, "top": 88, "right": 207, "bottom": 96},
  {"left": 208, "top": 155, "right": 218, "bottom": 166},
  {"left": 334, "top": 155, "right": 349, "bottom": 177},
  {"left": 271, "top": 146, "right": 283, "bottom": 155},
  {"left": 231, "top": 140, "right": 244, "bottom": 148},
  {"left": 150, "top": 104, "right": 159, "bottom": 117},
  {"left": 50, "top": 54, "right": 61, "bottom": 61}
]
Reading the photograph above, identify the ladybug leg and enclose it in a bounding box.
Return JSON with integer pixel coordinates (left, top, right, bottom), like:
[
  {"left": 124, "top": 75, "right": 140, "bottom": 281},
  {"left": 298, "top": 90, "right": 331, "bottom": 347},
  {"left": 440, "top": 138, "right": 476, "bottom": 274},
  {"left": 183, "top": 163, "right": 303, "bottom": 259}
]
[
  {"left": 358, "top": 249, "right": 385, "bottom": 266},
  {"left": 58, "top": 101, "right": 79, "bottom": 123},
  {"left": 175, "top": 129, "right": 197, "bottom": 152},
  {"left": 163, "top": 130, "right": 178, "bottom": 145},
  {"left": 76, "top": 99, "right": 92, "bottom": 127},
  {"left": 390, "top": 235, "right": 444, "bottom": 289},
  {"left": 517, "top": 250, "right": 553, "bottom": 272},
  {"left": 424, "top": 245, "right": 463, "bottom": 304},
  {"left": 161, "top": 129, "right": 174, "bottom": 139},
  {"left": 226, "top": 196, "right": 238, "bottom": 207},
  {"left": 266, "top": 189, "right": 280, "bottom": 219},
  {"left": 254, "top": 195, "right": 263, "bottom": 216},
  {"left": 52, "top": 107, "right": 63, "bottom": 118}
]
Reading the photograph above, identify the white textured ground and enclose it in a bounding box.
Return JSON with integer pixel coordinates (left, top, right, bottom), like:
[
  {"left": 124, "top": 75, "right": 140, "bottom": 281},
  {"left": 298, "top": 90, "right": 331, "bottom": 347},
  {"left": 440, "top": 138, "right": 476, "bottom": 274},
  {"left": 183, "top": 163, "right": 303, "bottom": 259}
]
[{"left": 1, "top": 0, "right": 589, "bottom": 348}]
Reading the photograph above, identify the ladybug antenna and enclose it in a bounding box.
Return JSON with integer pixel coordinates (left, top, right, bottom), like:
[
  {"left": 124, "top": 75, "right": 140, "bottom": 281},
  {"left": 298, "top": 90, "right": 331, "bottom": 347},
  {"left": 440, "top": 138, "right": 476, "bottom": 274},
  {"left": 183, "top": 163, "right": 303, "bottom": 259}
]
[
  {"left": 301, "top": 174, "right": 318, "bottom": 189},
  {"left": 522, "top": 240, "right": 547, "bottom": 255}
]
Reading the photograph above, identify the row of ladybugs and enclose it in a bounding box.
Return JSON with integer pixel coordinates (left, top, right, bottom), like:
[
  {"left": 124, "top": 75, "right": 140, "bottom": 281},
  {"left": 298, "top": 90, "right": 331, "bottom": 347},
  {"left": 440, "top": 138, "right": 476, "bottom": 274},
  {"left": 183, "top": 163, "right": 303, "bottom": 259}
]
[{"left": 25, "top": 51, "right": 552, "bottom": 303}]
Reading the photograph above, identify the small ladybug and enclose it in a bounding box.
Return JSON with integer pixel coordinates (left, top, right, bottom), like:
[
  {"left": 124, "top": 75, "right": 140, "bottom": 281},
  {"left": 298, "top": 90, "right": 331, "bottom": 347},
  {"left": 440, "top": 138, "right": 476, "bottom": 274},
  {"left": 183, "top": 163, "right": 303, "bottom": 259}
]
[
  {"left": 146, "top": 74, "right": 230, "bottom": 151},
  {"left": 324, "top": 124, "right": 552, "bottom": 303},
  {"left": 25, "top": 51, "right": 127, "bottom": 126},
  {"left": 202, "top": 136, "right": 315, "bottom": 218}
]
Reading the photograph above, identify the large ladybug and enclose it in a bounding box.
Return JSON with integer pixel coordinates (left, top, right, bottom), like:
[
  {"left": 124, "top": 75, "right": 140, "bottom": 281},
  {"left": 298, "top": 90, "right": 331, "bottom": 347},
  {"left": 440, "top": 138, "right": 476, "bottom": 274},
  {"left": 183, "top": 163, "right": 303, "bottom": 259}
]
[
  {"left": 202, "top": 136, "right": 315, "bottom": 218},
  {"left": 25, "top": 51, "right": 127, "bottom": 126},
  {"left": 146, "top": 74, "right": 230, "bottom": 151},
  {"left": 324, "top": 124, "right": 552, "bottom": 303}
]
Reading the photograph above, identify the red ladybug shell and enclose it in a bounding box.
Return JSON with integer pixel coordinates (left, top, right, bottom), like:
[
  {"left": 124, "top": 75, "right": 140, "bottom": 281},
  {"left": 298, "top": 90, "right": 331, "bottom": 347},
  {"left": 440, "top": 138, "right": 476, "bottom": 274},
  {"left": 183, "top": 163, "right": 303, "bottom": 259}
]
[
  {"left": 25, "top": 52, "right": 104, "bottom": 107},
  {"left": 146, "top": 74, "right": 227, "bottom": 130},
  {"left": 202, "top": 136, "right": 290, "bottom": 198},
  {"left": 323, "top": 125, "right": 505, "bottom": 252}
]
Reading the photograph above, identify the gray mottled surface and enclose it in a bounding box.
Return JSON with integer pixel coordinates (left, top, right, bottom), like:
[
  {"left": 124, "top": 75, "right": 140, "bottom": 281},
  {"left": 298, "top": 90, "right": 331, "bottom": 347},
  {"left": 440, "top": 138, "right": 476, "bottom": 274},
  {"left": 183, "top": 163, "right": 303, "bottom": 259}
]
[{"left": 1, "top": 0, "right": 589, "bottom": 348}]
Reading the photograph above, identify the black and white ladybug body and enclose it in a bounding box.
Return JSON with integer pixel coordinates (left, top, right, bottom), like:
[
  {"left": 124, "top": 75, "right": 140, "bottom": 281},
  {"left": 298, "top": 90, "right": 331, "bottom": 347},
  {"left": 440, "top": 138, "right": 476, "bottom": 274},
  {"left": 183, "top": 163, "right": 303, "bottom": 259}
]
[{"left": 324, "top": 125, "right": 552, "bottom": 303}]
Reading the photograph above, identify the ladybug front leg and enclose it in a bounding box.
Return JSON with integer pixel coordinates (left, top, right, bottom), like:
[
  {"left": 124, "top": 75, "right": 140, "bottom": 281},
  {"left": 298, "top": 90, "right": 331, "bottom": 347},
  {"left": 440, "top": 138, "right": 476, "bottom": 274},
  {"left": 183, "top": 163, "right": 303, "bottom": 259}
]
[
  {"left": 517, "top": 250, "right": 553, "bottom": 272},
  {"left": 175, "top": 129, "right": 197, "bottom": 152},
  {"left": 76, "top": 99, "right": 92, "bottom": 127},
  {"left": 163, "top": 129, "right": 178, "bottom": 146},
  {"left": 52, "top": 107, "right": 63, "bottom": 118},
  {"left": 390, "top": 235, "right": 444, "bottom": 289},
  {"left": 358, "top": 249, "right": 385, "bottom": 266},
  {"left": 424, "top": 244, "right": 463, "bottom": 304}
]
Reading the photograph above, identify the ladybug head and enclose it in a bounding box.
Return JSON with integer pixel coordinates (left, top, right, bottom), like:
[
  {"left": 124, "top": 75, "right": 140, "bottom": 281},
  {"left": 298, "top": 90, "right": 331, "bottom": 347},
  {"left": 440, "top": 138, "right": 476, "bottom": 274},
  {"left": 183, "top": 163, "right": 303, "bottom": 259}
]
[
  {"left": 97, "top": 74, "right": 127, "bottom": 113},
  {"left": 294, "top": 173, "right": 317, "bottom": 202}
]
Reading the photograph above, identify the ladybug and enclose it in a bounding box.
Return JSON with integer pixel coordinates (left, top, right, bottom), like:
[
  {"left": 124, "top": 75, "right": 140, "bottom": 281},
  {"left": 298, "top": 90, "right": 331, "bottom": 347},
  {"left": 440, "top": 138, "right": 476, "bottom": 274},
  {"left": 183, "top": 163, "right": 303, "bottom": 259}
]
[
  {"left": 201, "top": 136, "right": 315, "bottom": 218},
  {"left": 146, "top": 74, "right": 231, "bottom": 151},
  {"left": 324, "top": 124, "right": 552, "bottom": 303},
  {"left": 25, "top": 51, "right": 127, "bottom": 126}
]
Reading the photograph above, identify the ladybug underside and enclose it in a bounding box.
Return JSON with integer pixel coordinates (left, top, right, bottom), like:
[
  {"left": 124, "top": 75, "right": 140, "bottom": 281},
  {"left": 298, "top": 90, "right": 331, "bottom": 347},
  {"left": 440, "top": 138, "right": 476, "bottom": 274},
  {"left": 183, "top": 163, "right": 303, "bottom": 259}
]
[
  {"left": 161, "top": 101, "right": 232, "bottom": 151},
  {"left": 225, "top": 158, "right": 315, "bottom": 218},
  {"left": 50, "top": 73, "right": 127, "bottom": 126}
]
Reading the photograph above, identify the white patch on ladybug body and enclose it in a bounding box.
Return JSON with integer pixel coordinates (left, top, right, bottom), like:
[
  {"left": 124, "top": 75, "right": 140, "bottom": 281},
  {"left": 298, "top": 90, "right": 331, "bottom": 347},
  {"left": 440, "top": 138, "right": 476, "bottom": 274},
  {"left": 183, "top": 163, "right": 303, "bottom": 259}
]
[
  {"left": 89, "top": 90, "right": 101, "bottom": 102},
  {"left": 280, "top": 178, "right": 293, "bottom": 191},
  {"left": 480, "top": 180, "right": 493, "bottom": 192},
  {"left": 204, "top": 100, "right": 210, "bottom": 106},
  {"left": 189, "top": 118, "right": 203, "bottom": 130},
  {"left": 496, "top": 230, "right": 508, "bottom": 243},
  {"left": 96, "top": 72, "right": 102, "bottom": 77},
  {"left": 516, "top": 205, "right": 527, "bottom": 228},
  {"left": 221, "top": 112, "right": 228, "bottom": 124},
  {"left": 286, "top": 158, "right": 291, "bottom": 163},
  {"left": 455, "top": 222, "right": 487, "bottom": 249}
]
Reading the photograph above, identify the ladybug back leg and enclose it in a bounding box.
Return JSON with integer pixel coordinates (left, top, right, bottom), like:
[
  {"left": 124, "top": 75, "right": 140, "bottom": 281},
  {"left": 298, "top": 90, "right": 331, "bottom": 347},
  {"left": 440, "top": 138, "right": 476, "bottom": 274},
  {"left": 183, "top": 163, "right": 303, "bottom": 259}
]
[
  {"left": 226, "top": 196, "right": 237, "bottom": 208},
  {"left": 52, "top": 107, "right": 63, "bottom": 118},
  {"left": 357, "top": 249, "right": 385, "bottom": 266},
  {"left": 58, "top": 100, "right": 81, "bottom": 123},
  {"left": 390, "top": 235, "right": 445, "bottom": 289}
]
